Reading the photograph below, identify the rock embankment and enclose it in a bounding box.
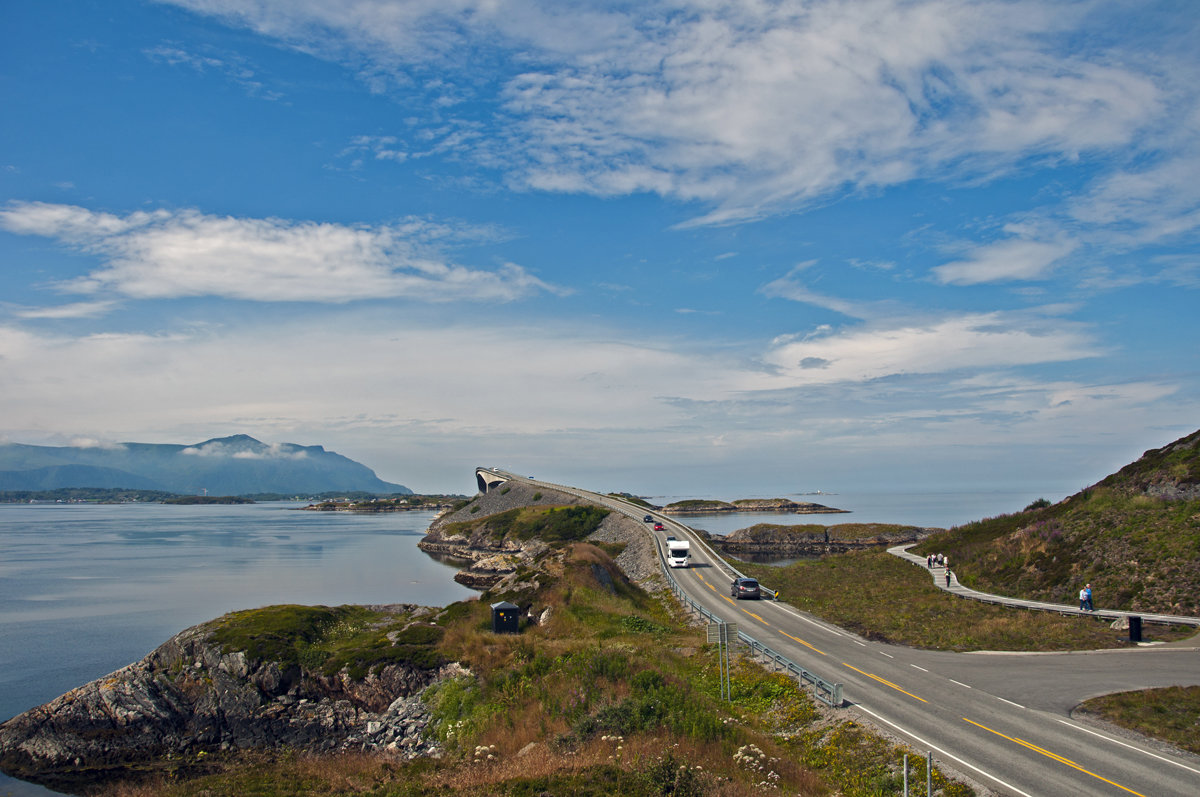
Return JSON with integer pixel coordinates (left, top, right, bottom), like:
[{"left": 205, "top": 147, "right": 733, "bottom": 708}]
[
  {"left": 418, "top": 482, "right": 664, "bottom": 594},
  {"left": 418, "top": 482, "right": 582, "bottom": 590},
  {"left": 0, "top": 607, "right": 467, "bottom": 792},
  {"left": 710, "top": 523, "right": 935, "bottom": 558}
]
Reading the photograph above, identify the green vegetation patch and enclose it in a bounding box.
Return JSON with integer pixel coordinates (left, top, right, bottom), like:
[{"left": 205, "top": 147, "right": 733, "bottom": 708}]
[
  {"left": 740, "top": 552, "right": 1190, "bottom": 651},
  {"left": 1079, "top": 686, "right": 1200, "bottom": 755},
  {"left": 916, "top": 486, "right": 1200, "bottom": 615},
  {"left": 663, "top": 499, "right": 733, "bottom": 511},
  {"left": 207, "top": 604, "right": 445, "bottom": 680},
  {"left": 446, "top": 505, "right": 611, "bottom": 544}
]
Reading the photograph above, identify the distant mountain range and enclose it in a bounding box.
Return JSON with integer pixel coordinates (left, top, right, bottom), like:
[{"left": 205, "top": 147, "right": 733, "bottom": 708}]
[{"left": 0, "top": 435, "right": 411, "bottom": 496}]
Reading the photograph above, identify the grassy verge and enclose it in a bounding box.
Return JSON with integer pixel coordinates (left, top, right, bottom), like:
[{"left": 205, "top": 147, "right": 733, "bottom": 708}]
[
  {"left": 1077, "top": 686, "right": 1200, "bottom": 755},
  {"left": 737, "top": 551, "right": 1196, "bottom": 651}
]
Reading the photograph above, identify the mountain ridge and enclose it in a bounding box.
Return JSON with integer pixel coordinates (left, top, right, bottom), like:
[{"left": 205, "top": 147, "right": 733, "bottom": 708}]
[{"left": 0, "top": 435, "right": 411, "bottom": 495}]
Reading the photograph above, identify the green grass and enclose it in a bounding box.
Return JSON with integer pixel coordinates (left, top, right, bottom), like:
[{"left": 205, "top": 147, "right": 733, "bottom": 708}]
[
  {"left": 207, "top": 604, "right": 445, "bottom": 679},
  {"left": 444, "top": 505, "right": 611, "bottom": 544},
  {"left": 1079, "top": 686, "right": 1200, "bottom": 755},
  {"left": 738, "top": 551, "right": 1194, "bottom": 651},
  {"left": 915, "top": 489, "right": 1200, "bottom": 616}
]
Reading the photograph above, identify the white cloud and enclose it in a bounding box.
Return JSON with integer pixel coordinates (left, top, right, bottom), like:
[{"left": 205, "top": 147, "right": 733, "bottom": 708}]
[
  {"left": 933, "top": 235, "right": 1078, "bottom": 285},
  {"left": 755, "top": 309, "right": 1099, "bottom": 387},
  {"left": 1, "top": 309, "right": 1190, "bottom": 492},
  {"left": 11, "top": 301, "right": 118, "bottom": 320},
  {"left": 157, "top": 1, "right": 1171, "bottom": 225},
  {"left": 182, "top": 440, "right": 308, "bottom": 459},
  {"left": 759, "top": 262, "right": 893, "bottom": 319},
  {"left": 0, "top": 202, "right": 558, "bottom": 303}
]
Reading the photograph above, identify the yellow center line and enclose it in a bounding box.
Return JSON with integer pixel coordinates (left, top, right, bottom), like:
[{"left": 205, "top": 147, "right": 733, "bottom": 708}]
[
  {"left": 781, "top": 631, "right": 827, "bottom": 656},
  {"left": 741, "top": 610, "right": 768, "bottom": 625},
  {"left": 842, "top": 662, "right": 927, "bottom": 703},
  {"left": 963, "top": 718, "right": 1146, "bottom": 797},
  {"left": 722, "top": 595, "right": 736, "bottom": 605}
]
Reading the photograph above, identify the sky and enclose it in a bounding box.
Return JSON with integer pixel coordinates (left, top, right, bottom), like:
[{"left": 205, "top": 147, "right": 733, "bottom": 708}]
[{"left": 2, "top": 0, "right": 1199, "bottom": 502}]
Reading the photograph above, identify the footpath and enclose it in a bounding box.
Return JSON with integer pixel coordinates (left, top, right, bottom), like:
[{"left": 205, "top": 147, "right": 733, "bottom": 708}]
[{"left": 888, "top": 543, "right": 1200, "bottom": 629}]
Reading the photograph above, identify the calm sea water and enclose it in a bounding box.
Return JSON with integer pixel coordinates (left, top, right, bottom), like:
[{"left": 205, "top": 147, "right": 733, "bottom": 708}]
[{"left": 0, "top": 502, "right": 474, "bottom": 797}]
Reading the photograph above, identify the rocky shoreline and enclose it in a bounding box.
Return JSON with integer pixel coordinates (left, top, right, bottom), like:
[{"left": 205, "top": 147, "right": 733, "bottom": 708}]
[{"left": 0, "top": 606, "right": 464, "bottom": 793}]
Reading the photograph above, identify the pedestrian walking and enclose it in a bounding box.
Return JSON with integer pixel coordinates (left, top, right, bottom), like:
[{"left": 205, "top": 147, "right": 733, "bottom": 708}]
[
  {"left": 927, "top": 554, "right": 933, "bottom": 569},
  {"left": 1084, "top": 583, "right": 1093, "bottom": 611},
  {"left": 945, "top": 570, "right": 951, "bottom": 588},
  {"left": 1079, "top": 586, "right": 1088, "bottom": 610}
]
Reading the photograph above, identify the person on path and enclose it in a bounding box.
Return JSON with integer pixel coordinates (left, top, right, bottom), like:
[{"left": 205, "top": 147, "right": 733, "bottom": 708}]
[
  {"left": 1079, "top": 586, "right": 1088, "bottom": 610},
  {"left": 1085, "top": 583, "right": 1093, "bottom": 611},
  {"left": 927, "top": 554, "right": 933, "bottom": 569},
  {"left": 945, "top": 570, "right": 951, "bottom": 588}
]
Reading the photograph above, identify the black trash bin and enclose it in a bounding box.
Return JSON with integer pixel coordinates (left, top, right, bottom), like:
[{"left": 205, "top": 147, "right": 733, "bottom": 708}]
[
  {"left": 1128, "top": 615, "right": 1142, "bottom": 643},
  {"left": 491, "top": 601, "right": 521, "bottom": 634}
]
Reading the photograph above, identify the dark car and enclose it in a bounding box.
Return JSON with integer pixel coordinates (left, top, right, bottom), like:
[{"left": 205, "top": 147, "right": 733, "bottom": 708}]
[
  {"left": 643, "top": 515, "right": 654, "bottom": 522},
  {"left": 731, "top": 577, "right": 760, "bottom": 600},
  {"left": 653, "top": 522, "right": 665, "bottom": 531}
]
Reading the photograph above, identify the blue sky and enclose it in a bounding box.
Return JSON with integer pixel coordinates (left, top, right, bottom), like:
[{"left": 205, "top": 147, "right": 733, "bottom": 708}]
[{"left": 2, "top": 0, "right": 1198, "bottom": 501}]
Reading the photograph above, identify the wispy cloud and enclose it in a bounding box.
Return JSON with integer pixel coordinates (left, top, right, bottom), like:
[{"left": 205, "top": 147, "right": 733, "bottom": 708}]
[
  {"left": 156, "top": 1, "right": 1175, "bottom": 226},
  {"left": 144, "top": 43, "right": 282, "bottom": 100},
  {"left": 0, "top": 202, "right": 560, "bottom": 303},
  {"left": 11, "top": 301, "right": 117, "bottom": 320},
  {"left": 755, "top": 308, "right": 1100, "bottom": 387},
  {"left": 933, "top": 235, "right": 1078, "bottom": 285}
]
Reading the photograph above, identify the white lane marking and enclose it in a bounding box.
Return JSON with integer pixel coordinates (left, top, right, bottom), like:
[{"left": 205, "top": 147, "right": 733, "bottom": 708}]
[
  {"left": 996, "top": 696, "right": 1024, "bottom": 709},
  {"left": 1056, "top": 719, "right": 1200, "bottom": 776},
  {"left": 910, "top": 664, "right": 928, "bottom": 672},
  {"left": 854, "top": 640, "right": 867, "bottom": 647},
  {"left": 949, "top": 679, "right": 972, "bottom": 689},
  {"left": 772, "top": 605, "right": 846, "bottom": 637},
  {"left": 855, "top": 704, "right": 1033, "bottom": 797},
  {"left": 880, "top": 652, "right": 894, "bottom": 659}
]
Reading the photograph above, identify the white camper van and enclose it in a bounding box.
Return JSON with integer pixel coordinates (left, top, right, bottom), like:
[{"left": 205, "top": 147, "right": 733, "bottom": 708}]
[{"left": 666, "top": 537, "right": 691, "bottom": 568}]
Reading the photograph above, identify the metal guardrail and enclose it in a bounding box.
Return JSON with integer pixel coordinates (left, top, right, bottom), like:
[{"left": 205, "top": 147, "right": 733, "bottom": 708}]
[
  {"left": 505, "top": 473, "right": 844, "bottom": 707},
  {"left": 653, "top": 537, "right": 844, "bottom": 708}
]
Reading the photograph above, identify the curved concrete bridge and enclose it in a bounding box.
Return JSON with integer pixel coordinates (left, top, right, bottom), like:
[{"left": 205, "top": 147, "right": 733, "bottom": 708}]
[{"left": 475, "top": 467, "right": 509, "bottom": 494}]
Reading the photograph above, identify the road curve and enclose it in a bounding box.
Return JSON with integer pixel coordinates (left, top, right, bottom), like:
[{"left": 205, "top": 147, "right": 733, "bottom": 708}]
[{"left": 489, "top": 469, "right": 1200, "bottom": 797}]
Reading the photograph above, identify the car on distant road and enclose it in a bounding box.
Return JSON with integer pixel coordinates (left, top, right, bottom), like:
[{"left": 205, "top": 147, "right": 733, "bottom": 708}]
[
  {"left": 643, "top": 515, "right": 653, "bottom": 522},
  {"left": 731, "top": 577, "right": 760, "bottom": 600},
  {"left": 653, "top": 522, "right": 665, "bottom": 531}
]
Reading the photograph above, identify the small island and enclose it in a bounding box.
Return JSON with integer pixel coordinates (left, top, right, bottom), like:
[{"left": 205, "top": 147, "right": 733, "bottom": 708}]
[
  {"left": 302, "top": 495, "right": 462, "bottom": 512},
  {"left": 660, "top": 497, "right": 849, "bottom": 514}
]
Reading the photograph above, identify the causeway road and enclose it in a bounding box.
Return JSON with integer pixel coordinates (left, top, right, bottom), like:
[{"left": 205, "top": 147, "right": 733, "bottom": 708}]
[{"left": 494, "top": 470, "right": 1200, "bottom": 797}]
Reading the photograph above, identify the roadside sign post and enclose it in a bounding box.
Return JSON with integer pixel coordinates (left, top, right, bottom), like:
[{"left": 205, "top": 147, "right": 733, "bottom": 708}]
[{"left": 707, "top": 622, "right": 738, "bottom": 701}]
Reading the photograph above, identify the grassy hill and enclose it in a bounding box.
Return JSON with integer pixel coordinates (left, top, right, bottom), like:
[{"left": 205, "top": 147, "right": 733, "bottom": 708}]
[
  {"left": 81, "top": 510, "right": 974, "bottom": 797},
  {"left": 916, "top": 429, "right": 1200, "bottom": 615}
]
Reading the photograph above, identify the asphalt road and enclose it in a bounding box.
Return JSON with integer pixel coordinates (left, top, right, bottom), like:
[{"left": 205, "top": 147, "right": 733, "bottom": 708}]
[{"left": 495, "top": 470, "right": 1200, "bottom": 797}]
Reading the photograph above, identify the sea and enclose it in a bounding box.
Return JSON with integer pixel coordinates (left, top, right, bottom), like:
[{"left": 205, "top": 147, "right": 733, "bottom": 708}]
[{"left": 0, "top": 488, "right": 1046, "bottom": 795}]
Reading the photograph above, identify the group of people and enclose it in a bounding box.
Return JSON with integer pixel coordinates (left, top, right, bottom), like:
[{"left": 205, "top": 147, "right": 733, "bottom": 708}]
[
  {"left": 1079, "top": 583, "right": 1094, "bottom": 611},
  {"left": 926, "top": 553, "right": 953, "bottom": 587}
]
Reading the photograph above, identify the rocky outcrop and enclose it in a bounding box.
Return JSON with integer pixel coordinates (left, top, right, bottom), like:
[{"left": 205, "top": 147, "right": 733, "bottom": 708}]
[
  {"left": 419, "top": 482, "right": 579, "bottom": 590},
  {"left": 710, "top": 523, "right": 934, "bottom": 558},
  {"left": 0, "top": 609, "right": 469, "bottom": 793}
]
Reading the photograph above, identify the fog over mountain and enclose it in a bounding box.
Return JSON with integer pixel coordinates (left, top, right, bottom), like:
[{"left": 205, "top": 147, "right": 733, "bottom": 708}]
[{"left": 0, "top": 435, "right": 411, "bottom": 495}]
